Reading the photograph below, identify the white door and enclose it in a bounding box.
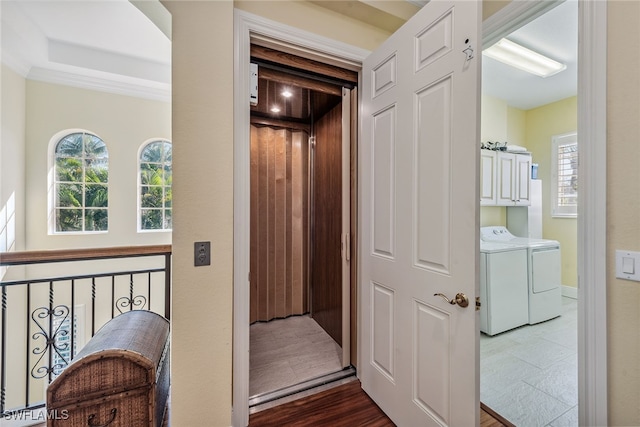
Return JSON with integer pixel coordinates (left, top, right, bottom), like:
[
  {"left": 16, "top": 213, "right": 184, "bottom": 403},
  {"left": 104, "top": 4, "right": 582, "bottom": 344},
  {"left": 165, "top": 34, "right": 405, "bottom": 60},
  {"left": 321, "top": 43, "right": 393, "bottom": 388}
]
[{"left": 360, "top": 0, "right": 480, "bottom": 425}]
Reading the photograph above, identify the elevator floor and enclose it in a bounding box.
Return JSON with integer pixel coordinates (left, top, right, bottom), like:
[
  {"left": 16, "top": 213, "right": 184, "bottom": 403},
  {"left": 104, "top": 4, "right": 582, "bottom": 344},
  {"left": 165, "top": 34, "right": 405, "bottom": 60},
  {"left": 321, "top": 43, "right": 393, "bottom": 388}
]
[{"left": 250, "top": 315, "right": 342, "bottom": 397}]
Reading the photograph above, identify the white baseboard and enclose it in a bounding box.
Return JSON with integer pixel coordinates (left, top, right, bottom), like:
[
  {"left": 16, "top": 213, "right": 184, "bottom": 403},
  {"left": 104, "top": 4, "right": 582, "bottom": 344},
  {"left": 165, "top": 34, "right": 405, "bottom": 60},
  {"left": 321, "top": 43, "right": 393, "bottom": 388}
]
[{"left": 562, "top": 285, "right": 578, "bottom": 299}]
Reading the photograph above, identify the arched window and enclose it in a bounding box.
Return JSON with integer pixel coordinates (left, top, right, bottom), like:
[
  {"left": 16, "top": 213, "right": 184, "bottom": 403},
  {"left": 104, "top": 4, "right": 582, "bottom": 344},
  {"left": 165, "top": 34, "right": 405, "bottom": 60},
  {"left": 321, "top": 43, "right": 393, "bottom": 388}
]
[
  {"left": 139, "top": 140, "right": 172, "bottom": 231},
  {"left": 54, "top": 132, "right": 109, "bottom": 232}
]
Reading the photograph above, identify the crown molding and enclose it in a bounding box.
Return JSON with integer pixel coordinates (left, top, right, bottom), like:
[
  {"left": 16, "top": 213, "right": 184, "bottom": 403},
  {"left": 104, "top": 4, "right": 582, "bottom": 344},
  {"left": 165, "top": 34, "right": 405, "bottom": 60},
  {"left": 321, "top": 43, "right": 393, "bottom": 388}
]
[{"left": 27, "top": 67, "right": 171, "bottom": 103}]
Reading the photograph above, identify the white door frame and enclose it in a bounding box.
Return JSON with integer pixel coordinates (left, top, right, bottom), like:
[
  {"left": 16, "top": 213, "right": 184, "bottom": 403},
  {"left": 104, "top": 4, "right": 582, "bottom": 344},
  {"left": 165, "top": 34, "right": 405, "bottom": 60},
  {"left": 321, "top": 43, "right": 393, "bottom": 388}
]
[
  {"left": 232, "top": 10, "right": 368, "bottom": 426},
  {"left": 233, "top": 3, "right": 607, "bottom": 426}
]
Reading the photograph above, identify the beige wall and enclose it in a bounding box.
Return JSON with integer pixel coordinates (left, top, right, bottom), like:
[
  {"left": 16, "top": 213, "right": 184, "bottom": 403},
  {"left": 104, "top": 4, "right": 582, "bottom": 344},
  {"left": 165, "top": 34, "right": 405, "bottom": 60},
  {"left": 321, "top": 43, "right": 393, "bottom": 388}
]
[
  {"left": 525, "top": 97, "right": 577, "bottom": 287},
  {"left": 161, "top": 1, "right": 234, "bottom": 425},
  {"left": 25, "top": 81, "right": 171, "bottom": 250},
  {"left": 234, "top": 0, "right": 391, "bottom": 51},
  {"left": 608, "top": 1, "right": 640, "bottom": 424},
  {"left": 1, "top": 65, "right": 26, "bottom": 257},
  {"left": 0, "top": 66, "right": 27, "bottom": 407}
]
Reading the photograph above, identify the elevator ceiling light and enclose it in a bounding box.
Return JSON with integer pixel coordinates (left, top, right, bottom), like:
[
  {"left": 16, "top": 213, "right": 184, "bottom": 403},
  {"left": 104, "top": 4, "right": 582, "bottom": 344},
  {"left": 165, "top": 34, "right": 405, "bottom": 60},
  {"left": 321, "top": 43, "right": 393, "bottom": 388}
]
[
  {"left": 281, "top": 89, "right": 293, "bottom": 98},
  {"left": 483, "top": 38, "right": 566, "bottom": 78}
]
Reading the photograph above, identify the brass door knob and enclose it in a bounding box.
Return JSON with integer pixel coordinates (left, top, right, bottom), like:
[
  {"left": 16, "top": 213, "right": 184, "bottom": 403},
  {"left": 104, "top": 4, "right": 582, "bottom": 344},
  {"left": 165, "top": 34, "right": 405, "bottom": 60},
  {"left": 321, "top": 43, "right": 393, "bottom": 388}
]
[{"left": 434, "top": 292, "right": 470, "bottom": 308}]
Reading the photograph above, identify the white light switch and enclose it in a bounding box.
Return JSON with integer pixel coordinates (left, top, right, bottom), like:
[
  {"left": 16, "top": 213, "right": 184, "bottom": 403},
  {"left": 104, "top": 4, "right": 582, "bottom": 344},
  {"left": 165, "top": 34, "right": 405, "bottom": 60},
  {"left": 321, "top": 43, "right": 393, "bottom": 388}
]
[
  {"left": 623, "top": 257, "right": 635, "bottom": 274},
  {"left": 616, "top": 250, "right": 640, "bottom": 281}
]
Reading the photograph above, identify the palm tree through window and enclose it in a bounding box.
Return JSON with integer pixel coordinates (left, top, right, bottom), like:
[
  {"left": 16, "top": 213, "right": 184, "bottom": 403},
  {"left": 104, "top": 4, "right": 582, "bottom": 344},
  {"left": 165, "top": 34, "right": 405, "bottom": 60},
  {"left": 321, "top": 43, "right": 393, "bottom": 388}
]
[
  {"left": 139, "top": 140, "right": 172, "bottom": 230},
  {"left": 54, "top": 132, "right": 109, "bottom": 232}
]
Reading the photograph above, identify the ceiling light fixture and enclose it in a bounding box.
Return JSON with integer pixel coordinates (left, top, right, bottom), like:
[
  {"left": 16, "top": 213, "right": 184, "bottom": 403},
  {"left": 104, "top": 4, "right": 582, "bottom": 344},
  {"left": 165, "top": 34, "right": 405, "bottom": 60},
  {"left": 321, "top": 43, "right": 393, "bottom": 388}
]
[
  {"left": 270, "top": 106, "right": 281, "bottom": 113},
  {"left": 483, "top": 38, "right": 566, "bottom": 78},
  {"left": 281, "top": 89, "right": 293, "bottom": 98}
]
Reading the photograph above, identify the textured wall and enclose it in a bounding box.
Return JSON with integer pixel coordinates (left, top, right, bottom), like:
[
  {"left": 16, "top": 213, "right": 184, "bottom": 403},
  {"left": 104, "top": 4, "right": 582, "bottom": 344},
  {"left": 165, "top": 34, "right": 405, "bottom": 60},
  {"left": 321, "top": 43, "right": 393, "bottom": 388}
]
[
  {"left": 607, "top": 1, "right": 640, "bottom": 424},
  {"left": 162, "top": 1, "right": 234, "bottom": 426},
  {"left": 525, "top": 97, "right": 578, "bottom": 288}
]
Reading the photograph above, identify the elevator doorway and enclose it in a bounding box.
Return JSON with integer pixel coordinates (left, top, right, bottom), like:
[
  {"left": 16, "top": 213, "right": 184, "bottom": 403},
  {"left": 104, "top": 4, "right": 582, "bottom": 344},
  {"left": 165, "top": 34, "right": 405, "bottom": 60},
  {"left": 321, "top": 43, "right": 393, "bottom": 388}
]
[{"left": 248, "top": 45, "right": 358, "bottom": 406}]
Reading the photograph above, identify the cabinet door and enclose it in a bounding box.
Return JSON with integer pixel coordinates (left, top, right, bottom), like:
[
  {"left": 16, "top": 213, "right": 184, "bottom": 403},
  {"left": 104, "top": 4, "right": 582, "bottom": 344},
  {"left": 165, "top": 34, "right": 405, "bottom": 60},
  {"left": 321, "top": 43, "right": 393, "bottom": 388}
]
[
  {"left": 514, "top": 154, "right": 532, "bottom": 205},
  {"left": 480, "top": 150, "right": 497, "bottom": 205},
  {"left": 496, "top": 152, "right": 516, "bottom": 205}
]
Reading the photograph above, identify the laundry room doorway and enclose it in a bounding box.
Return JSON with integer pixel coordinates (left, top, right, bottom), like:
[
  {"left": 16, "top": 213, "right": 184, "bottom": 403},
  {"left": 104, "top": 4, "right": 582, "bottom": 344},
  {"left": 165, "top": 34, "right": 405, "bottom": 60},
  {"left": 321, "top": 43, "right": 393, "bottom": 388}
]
[{"left": 479, "top": 2, "right": 580, "bottom": 425}]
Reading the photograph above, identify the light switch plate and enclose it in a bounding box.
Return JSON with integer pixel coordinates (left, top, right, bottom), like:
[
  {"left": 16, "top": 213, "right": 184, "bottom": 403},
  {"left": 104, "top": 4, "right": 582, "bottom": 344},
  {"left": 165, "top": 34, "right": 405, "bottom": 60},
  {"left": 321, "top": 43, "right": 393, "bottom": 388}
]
[{"left": 615, "top": 250, "right": 640, "bottom": 281}]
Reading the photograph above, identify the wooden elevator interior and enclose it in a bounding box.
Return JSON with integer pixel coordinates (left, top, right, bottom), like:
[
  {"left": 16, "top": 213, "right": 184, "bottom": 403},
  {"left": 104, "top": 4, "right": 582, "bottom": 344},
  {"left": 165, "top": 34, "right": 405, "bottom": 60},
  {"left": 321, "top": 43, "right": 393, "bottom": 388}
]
[{"left": 249, "top": 46, "right": 358, "bottom": 367}]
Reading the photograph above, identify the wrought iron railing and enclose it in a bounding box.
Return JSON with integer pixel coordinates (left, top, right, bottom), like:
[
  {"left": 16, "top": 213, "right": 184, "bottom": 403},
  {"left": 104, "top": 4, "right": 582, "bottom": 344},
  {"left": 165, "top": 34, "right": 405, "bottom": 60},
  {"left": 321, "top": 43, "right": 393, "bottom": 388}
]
[{"left": 0, "top": 245, "right": 171, "bottom": 419}]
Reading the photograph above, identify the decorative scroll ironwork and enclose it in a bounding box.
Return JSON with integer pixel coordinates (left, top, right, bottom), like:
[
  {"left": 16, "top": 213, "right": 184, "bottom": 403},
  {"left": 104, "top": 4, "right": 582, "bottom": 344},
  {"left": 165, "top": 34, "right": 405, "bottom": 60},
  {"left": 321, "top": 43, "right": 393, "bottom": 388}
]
[
  {"left": 30, "top": 305, "right": 70, "bottom": 379},
  {"left": 115, "top": 274, "right": 147, "bottom": 314},
  {"left": 115, "top": 295, "right": 147, "bottom": 314}
]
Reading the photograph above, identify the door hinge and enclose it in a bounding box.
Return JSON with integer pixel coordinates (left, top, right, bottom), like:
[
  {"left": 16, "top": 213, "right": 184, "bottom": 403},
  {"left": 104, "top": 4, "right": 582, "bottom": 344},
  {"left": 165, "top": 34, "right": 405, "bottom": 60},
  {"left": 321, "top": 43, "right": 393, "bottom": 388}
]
[{"left": 476, "top": 297, "right": 481, "bottom": 311}]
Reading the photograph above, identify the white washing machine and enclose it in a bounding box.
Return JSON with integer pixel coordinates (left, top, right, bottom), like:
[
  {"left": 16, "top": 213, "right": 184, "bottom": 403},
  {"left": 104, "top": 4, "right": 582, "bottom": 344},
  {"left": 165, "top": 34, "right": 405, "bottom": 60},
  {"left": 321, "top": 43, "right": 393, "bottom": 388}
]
[
  {"left": 481, "top": 226, "right": 562, "bottom": 324},
  {"left": 480, "top": 241, "right": 529, "bottom": 335}
]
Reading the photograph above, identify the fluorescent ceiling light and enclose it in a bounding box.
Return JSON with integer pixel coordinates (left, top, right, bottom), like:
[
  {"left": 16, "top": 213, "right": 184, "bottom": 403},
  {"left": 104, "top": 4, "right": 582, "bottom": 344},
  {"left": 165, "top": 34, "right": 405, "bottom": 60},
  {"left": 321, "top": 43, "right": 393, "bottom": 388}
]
[{"left": 483, "top": 38, "right": 566, "bottom": 78}]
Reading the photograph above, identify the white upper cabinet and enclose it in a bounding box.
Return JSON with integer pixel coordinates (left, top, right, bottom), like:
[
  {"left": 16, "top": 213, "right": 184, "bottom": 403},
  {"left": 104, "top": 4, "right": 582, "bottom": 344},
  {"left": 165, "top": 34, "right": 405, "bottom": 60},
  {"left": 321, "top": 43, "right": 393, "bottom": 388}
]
[
  {"left": 480, "top": 150, "right": 497, "bottom": 205},
  {"left": 482, "top": 150, "right": 531, "bottom": 206},
  {"left": 514, "top": 154, "right": 532, "bottom": 206}
]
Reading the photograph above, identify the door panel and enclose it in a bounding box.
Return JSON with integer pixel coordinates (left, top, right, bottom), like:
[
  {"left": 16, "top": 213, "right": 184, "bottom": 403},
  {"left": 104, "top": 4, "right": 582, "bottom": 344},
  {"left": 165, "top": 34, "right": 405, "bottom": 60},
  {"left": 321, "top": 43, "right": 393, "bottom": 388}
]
[
  {"left": 360, "top": 1, "right": 480, "bottom": 425},
  {"left": 312, "top": 103, "right": 343, "bottom": 346},
  {"left": 371, "top": 106, "right": 396, "bottom": 258},
  {"left": 415, "top": 301, "right": 451, "bottom": 422},
  {"left": 414, "top": 76, "right": 452, "bottom": 273}
]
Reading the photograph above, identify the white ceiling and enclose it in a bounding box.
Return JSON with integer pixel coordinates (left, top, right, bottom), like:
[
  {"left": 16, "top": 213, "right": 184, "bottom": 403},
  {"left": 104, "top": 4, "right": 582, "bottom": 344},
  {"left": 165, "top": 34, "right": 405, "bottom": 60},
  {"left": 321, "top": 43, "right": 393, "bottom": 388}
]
[
  {"left": 1, "top": 0, "right": 171, "bottom": 101},
  {"left": 0, "top": 0, "right": 576, "bottom": 110},
  {"left": 482, "top": 0, "right": 578, "bottom": 110}
]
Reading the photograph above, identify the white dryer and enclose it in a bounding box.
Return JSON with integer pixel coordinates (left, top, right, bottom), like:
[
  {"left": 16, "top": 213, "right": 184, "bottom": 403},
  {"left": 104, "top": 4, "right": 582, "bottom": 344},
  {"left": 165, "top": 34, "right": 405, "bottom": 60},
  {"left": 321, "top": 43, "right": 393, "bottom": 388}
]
[
  {"left": 480, "top": 241, "right": 529, "bottom": 335},
  {"left": 481, "top": 226, "right": 562, "bottom": 324}
]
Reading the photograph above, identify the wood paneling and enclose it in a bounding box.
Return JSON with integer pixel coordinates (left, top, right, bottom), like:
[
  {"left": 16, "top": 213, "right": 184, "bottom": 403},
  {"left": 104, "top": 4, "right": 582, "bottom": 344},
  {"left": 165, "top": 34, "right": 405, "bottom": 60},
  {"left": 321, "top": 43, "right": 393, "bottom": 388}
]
[
  {"left": 258, "top": 67, "right": 342, "bottom": 97},
  {"left": 250, "top": 44, "right": 359, "bottom": 83},
  {"left": 250, "top": 74, "right": 341, "bottom": 123},
  {"left": 311, "top": 103, "right": 343, "bottom": 345},
  {"left": 250, "top": 126, "right": 309, "bottom": 323}
]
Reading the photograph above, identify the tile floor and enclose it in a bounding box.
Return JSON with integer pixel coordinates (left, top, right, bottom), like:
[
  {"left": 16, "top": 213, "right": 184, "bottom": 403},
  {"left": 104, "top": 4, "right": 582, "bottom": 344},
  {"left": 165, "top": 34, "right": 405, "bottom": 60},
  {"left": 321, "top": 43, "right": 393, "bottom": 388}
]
[
  {"left": 481, "top": 296, "right": 578, "bottom": 427},
  {"left": 249, "top": 315, "right": 343, "bottom": 397}
]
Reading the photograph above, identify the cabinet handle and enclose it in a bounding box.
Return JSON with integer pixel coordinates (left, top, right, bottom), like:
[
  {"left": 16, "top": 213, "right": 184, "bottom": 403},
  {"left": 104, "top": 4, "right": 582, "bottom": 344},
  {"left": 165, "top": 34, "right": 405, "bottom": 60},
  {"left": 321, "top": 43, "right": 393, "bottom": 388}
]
[{"left": 87, "top": 408, "right": 117, "bottom": 427}]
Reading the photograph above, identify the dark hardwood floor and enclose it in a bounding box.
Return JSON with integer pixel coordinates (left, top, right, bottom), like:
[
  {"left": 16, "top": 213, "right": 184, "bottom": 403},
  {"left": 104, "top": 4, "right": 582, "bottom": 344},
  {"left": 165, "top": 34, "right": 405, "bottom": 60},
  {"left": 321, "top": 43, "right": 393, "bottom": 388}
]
[{"left": 249, "top": 380, "right": 509, "bottom": 426}]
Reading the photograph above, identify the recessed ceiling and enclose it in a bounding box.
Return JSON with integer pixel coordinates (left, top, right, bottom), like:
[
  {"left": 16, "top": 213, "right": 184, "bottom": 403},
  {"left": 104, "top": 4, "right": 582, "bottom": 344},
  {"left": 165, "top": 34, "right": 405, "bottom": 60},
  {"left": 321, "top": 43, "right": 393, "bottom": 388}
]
[{"left": 1, "top": 0, "right": 171, "bottom": 101}]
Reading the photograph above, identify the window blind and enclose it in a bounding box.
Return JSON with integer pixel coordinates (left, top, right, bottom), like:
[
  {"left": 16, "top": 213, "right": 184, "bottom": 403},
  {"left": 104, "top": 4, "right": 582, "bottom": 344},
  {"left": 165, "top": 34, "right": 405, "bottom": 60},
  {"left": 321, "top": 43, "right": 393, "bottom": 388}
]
[
  {"left": 551, "top": 132, "right": 578, "bottom": 217},
  {"left": 557, "top": 142, "right": 578, "bottom": 208}
]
